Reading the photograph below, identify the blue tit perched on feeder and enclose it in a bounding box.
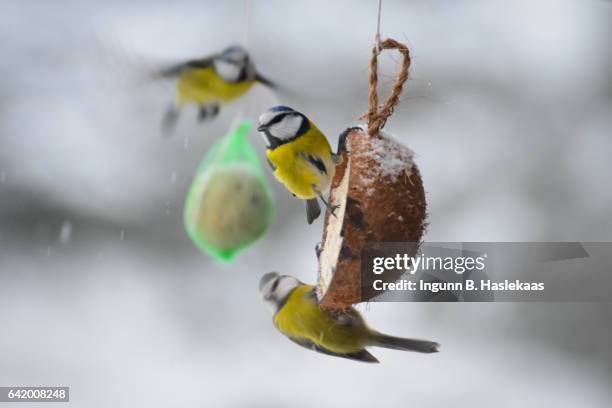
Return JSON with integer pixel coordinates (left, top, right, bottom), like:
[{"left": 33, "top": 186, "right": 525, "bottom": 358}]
[
  {"left": 259, "top": 272, "right": 440, "bottom": 363},
  {"left": 257, "top": 106, "right": 339, "bottom": 224},
  {"left": 159, "top": 45, "right": 274, "bottom": 133}
]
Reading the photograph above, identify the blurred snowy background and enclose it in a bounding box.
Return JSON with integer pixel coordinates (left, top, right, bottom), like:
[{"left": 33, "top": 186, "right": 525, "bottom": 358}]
[{"left": 1, "top": 0, "right": 612, "bottom": 407}]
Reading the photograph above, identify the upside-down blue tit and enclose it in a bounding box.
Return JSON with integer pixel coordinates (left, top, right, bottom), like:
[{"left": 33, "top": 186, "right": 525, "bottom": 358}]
[
  {"left": 257, "top": 106, "right": 339, "bottom": 224},
  {"left": 259, "top": 272, "right": 440, "bottom": 363},
  {"left": 158, "top": 45, "right": 274, "bottom": 134}
]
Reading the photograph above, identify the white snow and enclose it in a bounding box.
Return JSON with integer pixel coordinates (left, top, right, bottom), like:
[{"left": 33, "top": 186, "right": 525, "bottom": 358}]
[{"left": 355, "top": 125, "right": 415, "bottom": 195}]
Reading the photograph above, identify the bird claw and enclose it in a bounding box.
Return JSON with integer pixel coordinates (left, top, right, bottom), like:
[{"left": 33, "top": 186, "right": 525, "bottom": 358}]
[
  {"left": 198, "top": 103, "right": 220, "bottom": 122},
  {"left": 315, "top": 242, "right": 323, "bottom": 259},
  {"left": 314, "top": 186, "right": 339, "bottom": 218},
  {"left": 329, "top": 204, "right": 340, "bottom": 218}
]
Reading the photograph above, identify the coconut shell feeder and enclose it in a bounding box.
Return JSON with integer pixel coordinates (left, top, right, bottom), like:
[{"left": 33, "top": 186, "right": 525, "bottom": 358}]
[{"left": 316, "top": 39, "right": 427, "bottom": 310}]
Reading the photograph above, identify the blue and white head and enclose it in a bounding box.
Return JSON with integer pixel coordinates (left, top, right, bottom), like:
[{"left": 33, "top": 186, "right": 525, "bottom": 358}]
[
  {"left": 214, "top": 45, "right": 255, "bottom": 82},
  {"left": 257, "top": 106, "right": 310, "bottom": 149},
  {"left": 259, "top": 272, "right": 301, "bottom": 313}
]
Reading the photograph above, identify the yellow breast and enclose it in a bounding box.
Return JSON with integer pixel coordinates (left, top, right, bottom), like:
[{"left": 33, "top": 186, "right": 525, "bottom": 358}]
[
  {"left": 176, "top": 67, "right": 255, "bottom": 105},
  {"left": 266, "top": 125, "right": 335, "bottom": 199},
  {"left": 273, "top": 285, "right": 370, "bottom": 354}
]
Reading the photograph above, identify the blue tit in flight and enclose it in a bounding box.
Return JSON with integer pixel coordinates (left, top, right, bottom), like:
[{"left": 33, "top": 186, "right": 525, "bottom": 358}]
[
  {"left": 257, "top": 106, "right": 340, "bottom": 224},
  {"left": 259, "top": 272, "right": 440, "bottom": 363},
  {"left": 158, "top": 45, "right": 274, "bottom": 134}
]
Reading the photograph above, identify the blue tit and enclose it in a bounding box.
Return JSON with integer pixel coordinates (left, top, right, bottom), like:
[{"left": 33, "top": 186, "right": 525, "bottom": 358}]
[
  {"left": 257, "top": 106, "right": 339, "bottom": 224},
  {"left": 259, "top": 272, "right": 440, "bottom": 363},
  {"left": 158, "top": 45, "right": 274, "bottom": 134}
]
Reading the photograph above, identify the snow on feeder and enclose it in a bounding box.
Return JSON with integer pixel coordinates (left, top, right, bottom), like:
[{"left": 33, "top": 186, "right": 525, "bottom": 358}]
[
  {"left": 316, "top": 39, "right": 427, "bottom": 309},
  {"left": 184, "top": 119, "right": 275, "bottom": 262}
]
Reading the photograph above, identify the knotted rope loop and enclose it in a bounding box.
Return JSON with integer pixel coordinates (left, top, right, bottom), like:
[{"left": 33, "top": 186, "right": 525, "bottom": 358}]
[{"left": 362, "top": 38, "right": 411, "bottom": 137}]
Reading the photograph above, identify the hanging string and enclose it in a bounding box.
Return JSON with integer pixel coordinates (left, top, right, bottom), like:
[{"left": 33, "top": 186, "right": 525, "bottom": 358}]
[
  {"left": 375, "top": 0, "right": 382, "bottom": 53},
  {"left": 232, "top": 0, "right": 252, "bottom": 150},
  {"left": 362, "top": 0, "right": 411, "bottom": 138},
  {"left": 243, "top": 0, "right": 251, "bottom": 48}
]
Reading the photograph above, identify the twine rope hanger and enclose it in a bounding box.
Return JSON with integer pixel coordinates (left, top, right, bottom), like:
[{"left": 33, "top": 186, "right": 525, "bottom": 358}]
[
  {"left": 362, "top": 0, "right": 411, "bottom": 138},
  {"left": 363, "top": 39, "right": 411, "bottom": 138}
]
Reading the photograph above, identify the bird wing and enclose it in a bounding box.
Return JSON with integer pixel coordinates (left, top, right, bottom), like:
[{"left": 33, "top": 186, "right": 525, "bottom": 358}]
[
  {"left": 328, "top": 307, "right": 367, "bottom": 328},
  {"left": 299, "top": 153, "right": 328, "bottom": 175},
  {"left": 287, "top": 337, "right": 379, "bottom": 363},
  {"left": 156, "top": 55, "right": 217, "bottom": 78}
]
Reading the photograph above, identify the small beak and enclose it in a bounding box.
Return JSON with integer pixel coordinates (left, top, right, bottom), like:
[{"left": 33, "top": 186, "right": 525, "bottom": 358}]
[
  {"left": 257, "top": 124, "right": 267, "bottom": 132},
  {"left": 255, "top": 73, "right": 275, "bottom": 88}
]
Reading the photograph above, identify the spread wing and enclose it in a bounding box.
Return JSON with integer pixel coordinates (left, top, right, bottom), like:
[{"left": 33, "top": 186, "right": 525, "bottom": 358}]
[
  {"left": 156, "top": 55, "right": 217, "bottom": 78},
  {"left": 287, "top": 337, "right": 379, "bottom": 363}
]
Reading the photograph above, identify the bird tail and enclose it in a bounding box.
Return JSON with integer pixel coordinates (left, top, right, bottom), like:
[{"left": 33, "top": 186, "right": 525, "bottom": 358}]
[
  {"left": 156, "top": 64, "right": 183, "bottom": 79},
  {"left": 305, "top": 198, "right": 321, "bottom": 224},
  {"left": 369, "top": 332, "right": 439, "bottom": 353},
  {"left": 161, "top": 104, "right": 181, "bottom": 137}
]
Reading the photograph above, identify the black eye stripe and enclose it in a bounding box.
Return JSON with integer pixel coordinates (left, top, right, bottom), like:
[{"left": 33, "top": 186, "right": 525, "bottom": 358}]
[
  {"left": 271, "top": 279, "right": 279, "bottom": 291},
  {"left": 266, "top": 112, "right": 290, "bottom": 127}
]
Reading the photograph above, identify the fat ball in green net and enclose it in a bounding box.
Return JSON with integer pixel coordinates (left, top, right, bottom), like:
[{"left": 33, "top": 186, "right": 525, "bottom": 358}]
[{"left": 184, "top": 120, "right": 274, "bottom": 262}]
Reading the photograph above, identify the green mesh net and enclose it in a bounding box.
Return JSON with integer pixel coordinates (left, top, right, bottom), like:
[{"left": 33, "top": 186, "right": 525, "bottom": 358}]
[{"left": 184, "top": 120, "right": 275, "bottom": 262}]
